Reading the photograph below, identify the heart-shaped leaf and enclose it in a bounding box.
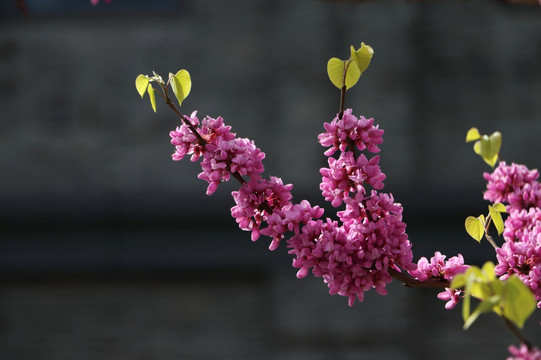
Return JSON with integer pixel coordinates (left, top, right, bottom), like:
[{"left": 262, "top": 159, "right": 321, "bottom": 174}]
[
  {"left": 492, "top": 203, "right": 507, "bottom": 213},
  {"left": 350, "top": 42, "right": 373, "bottom": 75},
  {"left": 135, "top": 74, "right": 150, "bottom": 99},
  {"left": 327, "top": 57, "right": 360, "bottom": 90},
  {"left": 502, "top": 275, "right": 536, "bottom": 328},
  {"left": 327, "top": 58, "right": 346, "bottom": 89},
  {"left": 479, "top": 135, "right": 499, "bottom": 167},
  {"left": 465, "top": 215, "right": 485, "bottom": 242},
  {"left": 488, "top": 205, "right": 504, "bottom": 235},
  {"left": 170, "top": 69, "right": 191, "bottom": 106},
  {"left": 489, "top": 131, "right": 502, "bottom": 156},
  {"left": 466, "top": 127, "right": 481, "bottom": 142}
]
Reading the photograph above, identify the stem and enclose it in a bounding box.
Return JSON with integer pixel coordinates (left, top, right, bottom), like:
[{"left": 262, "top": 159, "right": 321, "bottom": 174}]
[
  {"left": 485, "top": 233, "right": 498, "bottom": 250},
  {"left": 165, "top": 98, "right": 206, "bottom": 146},
  {"left": 339, "top": 85, "right": 346, "bottom": 119},
  {"left": 484, "top": 214, "right": 499, "bottom": 250},
  {"left": 502, "top": 316, "right": 533, "bottom": 350},
  {"left": 388, "top": 268, "right": 450, "bottom": 288}
]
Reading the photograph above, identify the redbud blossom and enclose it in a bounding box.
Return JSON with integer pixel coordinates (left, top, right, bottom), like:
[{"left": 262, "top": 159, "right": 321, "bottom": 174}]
[{"left": 507, "top": 343, "right": 541, "bottom": 360}]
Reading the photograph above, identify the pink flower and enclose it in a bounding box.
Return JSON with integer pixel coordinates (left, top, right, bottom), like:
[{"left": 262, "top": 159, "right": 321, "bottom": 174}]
[
  {"left": 409, "top": 252, "right": 469, "bottom": 309},
  {"left": 507, "top": 344, "right": 541, "bottom": 360},
  {"left": 484, "top": 161, "right": 540, "bottom": 211},
  {"left": 170, "top": 109, "right": 417, "bottom": 307},
  {"left": 320, "top": 152, "right": 385, "bottom": 207},
  {"left": 318, "top": 109, "right": 384, "bottom": 157},
  {"left": 170, "top": 113, "right": 265, "bottom": 195},
  {"left": 260, "top": 200, "right": 324, "bottom": 250},
  {"left": 437, "top": 288, "right": 462, "bottom": 310},
  {"left": 409, "top": 252, "right": 469, "bottom": 282},
  {"left": 231, "top": 177, "right": 293, "bottom": 245},
  {"left": 495, "top": 209, "right": 541, "bottom": 308},
  {"left": 287, "top": 190, "right": 415, "bottom": 306}
]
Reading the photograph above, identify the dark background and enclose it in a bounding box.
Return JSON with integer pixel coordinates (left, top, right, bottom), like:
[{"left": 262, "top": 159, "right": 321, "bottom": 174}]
[{"left": 1, "top": 0, "right": 541, "bottom": 359}]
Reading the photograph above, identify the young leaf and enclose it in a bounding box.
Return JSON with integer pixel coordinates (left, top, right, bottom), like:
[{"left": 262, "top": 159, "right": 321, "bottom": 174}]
[
  {"left": 481, "top": 261, "right": 497, "bottom": 282},
  {"left": 350, "top": 42, "right": 374, "bottom": 75},
  {"left": 502, "top": 276, "right": 536, "bottom": 328},
  {"left": 135, "top": 75, "right": 150, "bottom": 99},
  {"left": 490, "top": 131, "right": 502, "bottom": 156},
  {"left": 327, "top": 58, "right": 346, "bottom": 89},
  {"left": 170, "top": 69, "right": 192, "bottom": 106},
  {"left": 465, "top": 215, "right": 485, "bottom": 242},
  {"left": 479, "top": 135, "right": 499, "bottom": 167},
  {"left": 344, "top": 60, "right": 361, "bottom": 90},
  {"left": 488, "top": 205, "right": 504, "bottom": 235},
  {"left": 466, "top": 127, "right": 481, "bottom": 142},
  {"left": 473, "top": 141, "right": 482, "bottom": 155},
  {"left": 493, "top": 203, "right": 507, "bottom": 213},
  {"left": 464, "top": 295, "right": 501, "bottom": 330},
  {"left": 147, "top": 84, "right": 156, "bottom": 113}
]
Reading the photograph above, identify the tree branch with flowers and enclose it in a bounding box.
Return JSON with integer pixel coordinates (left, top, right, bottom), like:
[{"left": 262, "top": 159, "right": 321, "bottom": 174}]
[{"left": 136, "top": 43, "right": 541, "bottom": 359}]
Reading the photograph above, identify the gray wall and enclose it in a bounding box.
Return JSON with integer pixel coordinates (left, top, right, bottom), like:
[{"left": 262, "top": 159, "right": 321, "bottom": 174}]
[{"left": 1, "top": 0, "right": 541, "bottom": 359}]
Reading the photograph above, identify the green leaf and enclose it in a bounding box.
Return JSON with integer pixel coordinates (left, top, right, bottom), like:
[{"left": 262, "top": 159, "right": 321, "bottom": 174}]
[
  {"left": 170, "top": 69, "right": 192, "bottom": 106},
  {"left": 473, "top": 141, "right": 482, "bottom": 156},
  {"left": 466, "top": 127, "right": 481, "bottom": 142},
  {"left": 481, "top": 261, "right": 497, "bottom": 282},
  {"left": 451, "top": 273, "right": 466, "bottom": 290},
  {"left": 327, "top": 57, "right": 361, "bottom": 90},
  {"left": 476, "top": 132, "right": 501, "bottom": 168},
  {"left": 147, "top": 84, "right": 156, "bottom": 113},
  {"left": 135, "top": 75, "right": 150, "bottom": 99},
  {"left": 350, "top": 43, "right": 374, "bottom": 75},
  {"left": 465, "top": 215, "right": 485, "bottom": 242},
  {"left": 327, "top": 58, "right": 346, "bottom": 89},
  {"left": 460, "top": 267, "right": 483, "bottom": 321},
  {"left": 489, "top": 205, "right": 504, "bottom": 235},
  {"left": 490, "top": 131, "right": 502, "bottom": 156},
  {"left": 479, "top": 135, "right": 498, "bottom": 167},
  {"left": 493, "top": 203, "right": 507, "bottom": 213},
  {"left": 464, "top": 295, "right": 501, "bottom": 330},
  {"left": 502, "top": 276, "right": 536, "bottom": 328},
  {"left": 344, "top": 60, "right": 361, "bottom": 90},
  {"left": 468, "top": 128, "right": 503, "bottom": 167}
]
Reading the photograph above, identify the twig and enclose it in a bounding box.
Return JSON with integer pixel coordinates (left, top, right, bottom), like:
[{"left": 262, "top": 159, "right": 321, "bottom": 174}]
[{"left": 388, "top": 267, "right": 450, "bottom": 288}]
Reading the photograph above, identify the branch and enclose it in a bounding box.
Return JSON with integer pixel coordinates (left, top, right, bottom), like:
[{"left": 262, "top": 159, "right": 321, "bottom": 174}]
[{"left": 388, "top": 267, "right": 450, "bottom": 288}]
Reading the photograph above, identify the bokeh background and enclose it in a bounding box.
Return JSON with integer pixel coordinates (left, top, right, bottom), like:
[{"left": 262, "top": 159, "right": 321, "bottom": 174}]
[{"left": 1, "top": 0, "right": 541, "bottom": 359}]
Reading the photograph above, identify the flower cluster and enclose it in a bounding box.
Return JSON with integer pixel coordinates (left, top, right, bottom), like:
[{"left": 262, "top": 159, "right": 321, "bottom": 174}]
[
  {"left": 170, "top": 109, "right": 420, "bottom": 306},
  {"left": 231, "top": 176, "right": 294, "bottom": 245},
  {"left": 170, "top": 112, "right": 265, "bottom": 195},
  {"left": 484, "top": 161, "right": 541, "bottom": 211},
  {"left": 507, "top": 344, "right": 541, "bottom": 360},
  {"left": 320, "top": 152, "right": 385, "bottom": 207},
  {"left": 409, "top": 252, "right": 469, "bottom": 309},
  {"left": 495, "top": 207, "right": 541, "bottom": 308},
  {"left": 484, "top": 162, "right": 541, "bottom": 308},
  {"left": 318, "top": 108, "right": 384, "bottom": 156}
]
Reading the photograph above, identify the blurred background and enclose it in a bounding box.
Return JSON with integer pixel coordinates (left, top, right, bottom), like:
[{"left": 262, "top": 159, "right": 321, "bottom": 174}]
[{"left": 1, "top": 0, "right": 541, "bottom": 359}]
